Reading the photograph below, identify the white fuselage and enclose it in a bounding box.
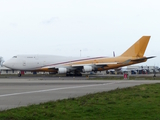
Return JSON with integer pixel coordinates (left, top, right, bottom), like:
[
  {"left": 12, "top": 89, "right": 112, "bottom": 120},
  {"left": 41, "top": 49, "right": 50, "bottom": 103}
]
[{"left": 3, "top": 55, "right": 104, "bottom": 71}]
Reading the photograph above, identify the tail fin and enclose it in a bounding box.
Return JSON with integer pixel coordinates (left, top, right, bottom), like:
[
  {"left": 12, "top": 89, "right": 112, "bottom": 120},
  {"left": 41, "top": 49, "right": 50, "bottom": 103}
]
[{"left": 121, "top": 36, "right": 151, "bottom": 57}]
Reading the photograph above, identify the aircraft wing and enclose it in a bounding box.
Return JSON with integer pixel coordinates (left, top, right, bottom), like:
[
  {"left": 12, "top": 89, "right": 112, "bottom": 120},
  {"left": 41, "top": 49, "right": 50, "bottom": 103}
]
[{"left": 46, "top": 62, "right": 118, "bottom": 72}]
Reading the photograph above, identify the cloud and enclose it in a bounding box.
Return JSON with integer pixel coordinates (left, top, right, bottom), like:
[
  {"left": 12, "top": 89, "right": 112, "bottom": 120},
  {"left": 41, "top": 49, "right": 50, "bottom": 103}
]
[{"left": 42, "top": 17, "right": 59, "bottom": 24}]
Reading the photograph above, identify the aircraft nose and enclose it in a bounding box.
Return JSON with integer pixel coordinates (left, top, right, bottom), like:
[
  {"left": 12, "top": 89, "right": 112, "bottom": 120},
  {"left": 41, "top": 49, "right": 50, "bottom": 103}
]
[
  {"left": 3, "top": 61, "right": 7, "bottom": 67},
  {"left": 2, "top": 61, "right": 5, "bottom": 66},
  {"left": 3, "top": 61, "right": 11, "bottom": 68}
]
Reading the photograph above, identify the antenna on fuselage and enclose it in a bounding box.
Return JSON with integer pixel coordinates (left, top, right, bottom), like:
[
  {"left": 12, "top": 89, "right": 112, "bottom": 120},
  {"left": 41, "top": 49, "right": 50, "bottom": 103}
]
[
  {"left": 113, "top": 51, "right": 115, "bottom": 57},
  {"left": 80, "top": 50, "right": 82, "bottom": 57}
]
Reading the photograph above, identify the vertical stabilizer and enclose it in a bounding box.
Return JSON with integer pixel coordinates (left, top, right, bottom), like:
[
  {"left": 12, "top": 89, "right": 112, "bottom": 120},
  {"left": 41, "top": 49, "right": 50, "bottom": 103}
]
[{"left": 121, "top": 36, "right": 151, "bottom": 57}]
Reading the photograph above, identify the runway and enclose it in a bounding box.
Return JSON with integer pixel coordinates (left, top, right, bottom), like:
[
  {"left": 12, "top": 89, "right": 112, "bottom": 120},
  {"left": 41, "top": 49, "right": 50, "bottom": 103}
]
[{"left": 0, "top": 77, "right": 160, "bottom": 110}]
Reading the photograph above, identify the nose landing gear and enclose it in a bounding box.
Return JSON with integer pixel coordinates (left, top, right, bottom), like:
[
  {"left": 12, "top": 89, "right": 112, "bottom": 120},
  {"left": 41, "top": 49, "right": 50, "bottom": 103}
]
[
  {"left": 17, "top": 71, "right": 22, "bottom": 77},
  {"left": 18, "top": 73, "right": 21, "bottom": 77}
]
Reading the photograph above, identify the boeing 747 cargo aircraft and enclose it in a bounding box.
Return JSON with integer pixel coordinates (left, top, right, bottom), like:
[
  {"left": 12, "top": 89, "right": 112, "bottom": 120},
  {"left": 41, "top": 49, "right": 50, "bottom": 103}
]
[{"left": 3, "top": 36, "right": 155, "bottom": 76}]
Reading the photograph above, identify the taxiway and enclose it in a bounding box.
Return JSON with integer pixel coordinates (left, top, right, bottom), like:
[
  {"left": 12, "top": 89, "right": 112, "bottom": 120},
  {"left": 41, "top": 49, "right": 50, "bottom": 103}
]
[{"left": 0, "top": 77, "right": 159, "bottom": 110}]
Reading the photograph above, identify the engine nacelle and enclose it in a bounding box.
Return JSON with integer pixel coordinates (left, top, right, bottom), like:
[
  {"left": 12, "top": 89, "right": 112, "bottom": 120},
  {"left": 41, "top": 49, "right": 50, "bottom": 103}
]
[
  {"left": 83, "top": 66, "right": 93, "bottom": 72},
  {"left": 58, "top": 68, "right": 68, "bottom": 74}
]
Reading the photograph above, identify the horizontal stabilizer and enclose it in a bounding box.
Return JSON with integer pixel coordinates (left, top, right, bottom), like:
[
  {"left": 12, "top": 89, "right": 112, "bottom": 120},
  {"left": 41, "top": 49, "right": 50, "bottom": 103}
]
[
  {"left": 131, "top": 56, "right": 156, "bottom": 62},
  {"left": 120, "top": 56, "right": 156, "bottom": 65}
]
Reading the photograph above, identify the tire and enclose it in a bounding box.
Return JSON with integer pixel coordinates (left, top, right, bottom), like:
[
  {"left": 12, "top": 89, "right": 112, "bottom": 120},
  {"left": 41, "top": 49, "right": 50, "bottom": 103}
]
[{"left": 18, "top": 74, "right": 21, "bottom": 77}]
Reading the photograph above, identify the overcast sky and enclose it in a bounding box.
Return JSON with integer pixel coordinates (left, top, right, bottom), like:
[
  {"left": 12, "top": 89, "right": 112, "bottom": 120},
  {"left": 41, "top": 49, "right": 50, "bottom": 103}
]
[{"left": 0, "top": 0, "right": 160, "bottom": 66}]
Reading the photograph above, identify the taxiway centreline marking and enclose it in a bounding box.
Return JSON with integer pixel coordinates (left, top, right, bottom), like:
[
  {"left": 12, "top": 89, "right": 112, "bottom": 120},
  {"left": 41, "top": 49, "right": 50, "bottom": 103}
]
[{"left": 0, "top": 81, "right": 122, "bottom": 98}]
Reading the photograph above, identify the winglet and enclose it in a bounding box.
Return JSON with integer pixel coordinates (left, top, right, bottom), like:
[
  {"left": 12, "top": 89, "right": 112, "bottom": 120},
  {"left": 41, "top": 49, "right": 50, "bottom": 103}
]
[{"left": 121, "top": 36, "right": 151, "bottom": 57}]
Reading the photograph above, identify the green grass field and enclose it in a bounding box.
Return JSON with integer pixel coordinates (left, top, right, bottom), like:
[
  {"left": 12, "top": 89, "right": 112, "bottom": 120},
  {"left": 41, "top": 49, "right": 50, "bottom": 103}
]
[{"left": 0, "top": 83, "right": 160, "bottom": 120}]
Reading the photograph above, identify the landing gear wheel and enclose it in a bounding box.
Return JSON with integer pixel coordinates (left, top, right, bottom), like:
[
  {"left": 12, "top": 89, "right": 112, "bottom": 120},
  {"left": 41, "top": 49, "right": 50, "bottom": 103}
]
[
  {"left": 79, "top": 73, "right": 82, "bottom": 76},
  {"left": 76, "top": 73, "right": 82, "bottom": 76},
  {"left": 18, "top": 74, "right": 21, "bottom": 77},
  {"left": 66, "top": 72, "right": 82, "bottom": 77},
  {"left": 66, "top": 73, "right": 72, "bottom": 77}
]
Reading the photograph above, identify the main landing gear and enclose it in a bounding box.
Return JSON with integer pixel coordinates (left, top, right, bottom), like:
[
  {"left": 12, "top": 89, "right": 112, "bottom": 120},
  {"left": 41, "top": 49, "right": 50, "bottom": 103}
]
[{"left": 66, "top": 72, "right": 82, "bottom": 77}]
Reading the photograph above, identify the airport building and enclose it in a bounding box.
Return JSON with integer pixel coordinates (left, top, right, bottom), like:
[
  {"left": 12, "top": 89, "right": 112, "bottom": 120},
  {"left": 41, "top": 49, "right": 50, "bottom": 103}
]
[
  {"left": 0, "top": 66, "right": 15, "bottom": 74},
  {"left": 105, "top": 66, "right": 160, "bottom": 75},
  {"left": 127, "top": 66, "right": 159, "bottom": 74},
  {"left": 0, "top": 66, "right": 48, "bottom": 75}
]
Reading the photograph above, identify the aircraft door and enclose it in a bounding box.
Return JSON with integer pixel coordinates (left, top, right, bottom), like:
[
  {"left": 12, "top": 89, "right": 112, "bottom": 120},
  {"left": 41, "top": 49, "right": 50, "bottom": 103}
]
[
  {"left": 23, "top": 60, "right": 26, "bottom": 66},
  {"left": 35, "top": 55, "right": 41, "bottom": 66},
  {"left": 35, "top": 55, "right": 38, "bottom": 60}
]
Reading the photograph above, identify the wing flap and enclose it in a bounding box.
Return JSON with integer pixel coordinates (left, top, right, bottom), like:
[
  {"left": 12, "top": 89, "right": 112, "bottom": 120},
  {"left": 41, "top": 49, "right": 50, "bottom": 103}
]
[
  {"left": 71, "top": 62, "right": 118, "bottom": 67},
  {"left": 95, "top": 62, "right": 118, "bottom": 65}
]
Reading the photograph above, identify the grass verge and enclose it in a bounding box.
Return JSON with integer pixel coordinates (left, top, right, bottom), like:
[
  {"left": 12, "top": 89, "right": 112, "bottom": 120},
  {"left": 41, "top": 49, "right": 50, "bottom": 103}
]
[{"left": 0, "top": 83, "right": 160, "bottom": 120}]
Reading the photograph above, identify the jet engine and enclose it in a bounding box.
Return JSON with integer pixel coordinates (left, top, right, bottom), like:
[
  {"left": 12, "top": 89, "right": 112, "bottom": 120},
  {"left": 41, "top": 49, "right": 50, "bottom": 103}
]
[
  {"left": 58, "top": 68, "right": 68, "bottom": 74},
  {"left": 82, "top": 66, "right": 93, "bottom": 72}
]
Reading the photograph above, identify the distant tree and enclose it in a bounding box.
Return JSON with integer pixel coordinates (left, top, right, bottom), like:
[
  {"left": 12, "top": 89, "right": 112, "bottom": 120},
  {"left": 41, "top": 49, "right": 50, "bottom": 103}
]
[{"left": 0, "top": 57, "right": 4, "bottom": 67}]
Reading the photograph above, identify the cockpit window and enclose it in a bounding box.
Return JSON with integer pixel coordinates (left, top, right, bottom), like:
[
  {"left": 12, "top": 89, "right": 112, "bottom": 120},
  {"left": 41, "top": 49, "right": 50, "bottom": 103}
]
[{"left": 13, "top": 56, "right": 17, "bottom": 58}]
